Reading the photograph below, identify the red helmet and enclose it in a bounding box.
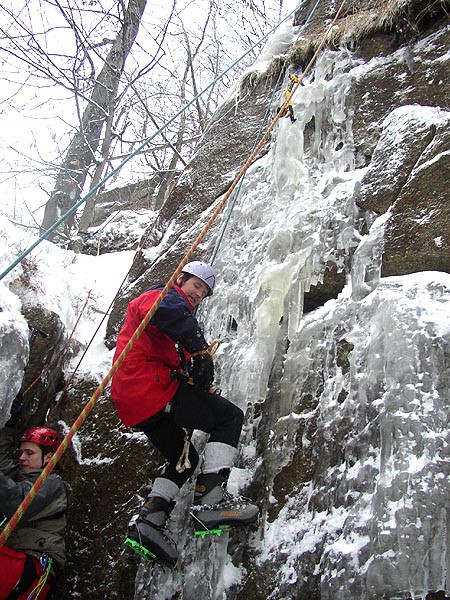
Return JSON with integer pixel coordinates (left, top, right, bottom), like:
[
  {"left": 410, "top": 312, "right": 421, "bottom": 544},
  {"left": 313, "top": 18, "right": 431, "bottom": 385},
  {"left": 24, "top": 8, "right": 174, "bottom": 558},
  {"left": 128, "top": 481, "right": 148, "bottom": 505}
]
[{"left": 19, "top": 427, "right": 60, "bottom": 451}]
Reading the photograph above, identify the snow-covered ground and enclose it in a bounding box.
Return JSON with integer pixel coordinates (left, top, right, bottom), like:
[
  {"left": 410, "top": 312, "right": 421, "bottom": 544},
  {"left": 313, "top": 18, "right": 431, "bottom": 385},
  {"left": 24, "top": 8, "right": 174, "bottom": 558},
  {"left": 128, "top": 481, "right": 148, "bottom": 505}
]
[{"left": 0, "top": 214, "right": 135, "bottom": 424}]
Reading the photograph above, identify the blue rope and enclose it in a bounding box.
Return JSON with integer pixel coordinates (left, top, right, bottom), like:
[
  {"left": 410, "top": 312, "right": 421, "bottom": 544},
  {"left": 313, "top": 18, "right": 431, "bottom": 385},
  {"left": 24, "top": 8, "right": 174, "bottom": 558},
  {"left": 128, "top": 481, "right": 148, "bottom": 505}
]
[
  {"left": 210, "top": 0, "right": 323, "bottom": 265},
  {"left": 0, "top": 2, "right": 306, "bottom": 282}
]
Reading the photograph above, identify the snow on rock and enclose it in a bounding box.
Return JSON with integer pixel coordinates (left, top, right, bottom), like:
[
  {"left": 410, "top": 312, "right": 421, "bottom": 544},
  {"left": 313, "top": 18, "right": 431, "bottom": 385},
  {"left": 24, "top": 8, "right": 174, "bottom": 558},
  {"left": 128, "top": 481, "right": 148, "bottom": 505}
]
[
  {"left": 0, "top": 213, "right": 135, "bottom": 404},
  {"left": 357, "top": 105, "right": 450, "bottom": 214},
  {"left": 244, "top": 19, "right": 296, "bottom": 75},
  {"left": 0, "top": 281, "right": 28, "bottom": 427}
]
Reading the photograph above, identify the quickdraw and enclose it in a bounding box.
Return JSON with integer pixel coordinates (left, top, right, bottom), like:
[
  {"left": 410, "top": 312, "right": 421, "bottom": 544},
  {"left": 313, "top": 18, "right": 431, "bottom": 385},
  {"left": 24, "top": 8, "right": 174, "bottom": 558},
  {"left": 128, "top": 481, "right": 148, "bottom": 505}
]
[
  {"left": 190, "top": 339, "right": 221, "bottom": 359},
  {"left": 26, "top": 555, "right": 53, "bottom": 600}
]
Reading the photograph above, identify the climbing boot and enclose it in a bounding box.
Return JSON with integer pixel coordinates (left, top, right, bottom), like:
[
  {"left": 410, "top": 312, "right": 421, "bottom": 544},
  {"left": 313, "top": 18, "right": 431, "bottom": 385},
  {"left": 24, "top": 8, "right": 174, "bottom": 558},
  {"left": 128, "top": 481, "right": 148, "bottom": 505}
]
[
  {"left": 191, "top": 469, "right": 259, "bottom": 533},
  {"left": 125, "top": 496, "right": 178, "bottom": 566}
]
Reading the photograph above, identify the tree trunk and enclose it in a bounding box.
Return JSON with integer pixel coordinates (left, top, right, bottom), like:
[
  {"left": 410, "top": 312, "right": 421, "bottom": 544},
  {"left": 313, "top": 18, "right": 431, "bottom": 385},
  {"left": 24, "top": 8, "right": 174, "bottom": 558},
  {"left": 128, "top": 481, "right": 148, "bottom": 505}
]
[{"left": 41, "top": 0, "right": 147, "bottom": 243}]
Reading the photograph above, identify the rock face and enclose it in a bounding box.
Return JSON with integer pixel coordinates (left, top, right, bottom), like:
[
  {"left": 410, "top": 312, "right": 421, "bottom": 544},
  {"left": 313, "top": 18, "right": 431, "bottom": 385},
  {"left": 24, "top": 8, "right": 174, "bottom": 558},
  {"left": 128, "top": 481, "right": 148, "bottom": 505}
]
[
  {"left": 357, "top": 106, "right": 450, "bottom": 276},
  {"left": 0, "top": 291, "right": 70, "bottom": 430},
  {"left": 54, "top": 378, "right": 158, "bottom": 600},
  {"left": 19, "top": 305, "right": 69, "bottom": 427},
  {"left": 5, "top": 3, "right": 448, "bottom": 600}
]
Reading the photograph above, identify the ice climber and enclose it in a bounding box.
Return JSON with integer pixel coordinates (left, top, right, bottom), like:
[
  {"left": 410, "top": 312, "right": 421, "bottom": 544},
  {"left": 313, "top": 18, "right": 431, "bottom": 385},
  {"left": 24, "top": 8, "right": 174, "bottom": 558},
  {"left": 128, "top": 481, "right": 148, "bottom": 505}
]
[
  {"left": 0, "top": 410, "right": 67, "bottom": 600},
  {"left": 278, "top": 73, "right": 300, "bottom": 123},
  {"left": 111, "top": 261, "right": 259, "bottom": 566}
]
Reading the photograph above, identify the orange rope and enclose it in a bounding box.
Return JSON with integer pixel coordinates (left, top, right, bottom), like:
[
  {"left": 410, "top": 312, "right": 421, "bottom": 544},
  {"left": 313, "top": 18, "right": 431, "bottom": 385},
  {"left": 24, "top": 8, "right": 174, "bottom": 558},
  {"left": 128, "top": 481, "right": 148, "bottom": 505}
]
[{"left": 0, "top": 0, "right": 347, "bottom": 548}]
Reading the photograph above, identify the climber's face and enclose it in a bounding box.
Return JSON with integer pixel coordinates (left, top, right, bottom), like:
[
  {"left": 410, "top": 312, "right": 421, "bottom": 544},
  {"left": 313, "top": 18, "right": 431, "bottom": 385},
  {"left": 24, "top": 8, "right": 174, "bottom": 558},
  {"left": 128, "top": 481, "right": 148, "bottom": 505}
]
[
  {"left": 177, "top": 275, "right": 209, "bottom": 307},
  {"left": 19, "top": 442, "right": 51, "bottom": 470}
]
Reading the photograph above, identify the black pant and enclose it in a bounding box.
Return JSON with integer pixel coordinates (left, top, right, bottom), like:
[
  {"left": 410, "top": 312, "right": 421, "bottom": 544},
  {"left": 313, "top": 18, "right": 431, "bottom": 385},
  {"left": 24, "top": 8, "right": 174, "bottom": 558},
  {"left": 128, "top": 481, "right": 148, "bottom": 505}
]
[{"left": 135, "top": 383, "right": 244, "bottom": 488}]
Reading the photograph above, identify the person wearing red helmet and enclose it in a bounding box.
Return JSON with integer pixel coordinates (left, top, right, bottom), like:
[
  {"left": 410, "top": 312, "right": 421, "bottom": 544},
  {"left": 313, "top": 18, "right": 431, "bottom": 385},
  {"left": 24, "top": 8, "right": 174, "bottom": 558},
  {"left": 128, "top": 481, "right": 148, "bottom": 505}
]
[
  {"left": 111, "top": 261, "right": 259, "bottom": 566},
  {"left": 19, "top": 427, "right": 60, "bottom": 469},
  {"left": 0, "top": 420, "right": 67, "bottom": 600}
]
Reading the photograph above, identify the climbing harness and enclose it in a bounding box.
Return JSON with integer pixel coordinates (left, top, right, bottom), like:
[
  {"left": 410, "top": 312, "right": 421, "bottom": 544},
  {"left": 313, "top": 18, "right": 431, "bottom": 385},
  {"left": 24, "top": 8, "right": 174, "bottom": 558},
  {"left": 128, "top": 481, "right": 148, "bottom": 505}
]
[
  {"left": 0, "top": 0, "right": 348, "bottom": 550},
  {"left": 6, "top": 554, "right": 53, "bottom": 600}
]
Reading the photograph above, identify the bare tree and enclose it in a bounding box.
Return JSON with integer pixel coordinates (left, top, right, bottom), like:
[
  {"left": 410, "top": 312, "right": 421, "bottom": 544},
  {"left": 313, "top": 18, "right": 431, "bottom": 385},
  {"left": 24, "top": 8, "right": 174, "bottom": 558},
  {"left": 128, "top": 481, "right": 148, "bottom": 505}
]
[
  {"left": 0, "top": 0, "right": 285, "bottom": 240},
  {"left": 40, "top": 0, "right": 148, "bottom": 241}
]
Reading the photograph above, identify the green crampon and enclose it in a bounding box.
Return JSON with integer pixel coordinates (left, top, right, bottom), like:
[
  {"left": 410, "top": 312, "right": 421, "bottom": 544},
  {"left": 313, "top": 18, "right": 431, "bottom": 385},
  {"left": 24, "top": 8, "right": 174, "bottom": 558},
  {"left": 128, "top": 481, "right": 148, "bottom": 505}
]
[
  {"left": 125, "top": 537, "right": 158, "bottom": 563},
  {"left": 194, "top": 526, "right": 232, "bottom": 539}
]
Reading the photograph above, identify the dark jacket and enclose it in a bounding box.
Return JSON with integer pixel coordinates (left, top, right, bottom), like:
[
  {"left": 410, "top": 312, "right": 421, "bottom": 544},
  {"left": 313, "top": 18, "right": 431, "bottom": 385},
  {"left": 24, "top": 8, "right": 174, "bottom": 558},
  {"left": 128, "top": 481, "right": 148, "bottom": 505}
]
[
  {"left": 111, "top": 283, "right": 207, "bottom": 427},
  {"left": 0, "top": 427, "right": 67, "bottom": 566}
]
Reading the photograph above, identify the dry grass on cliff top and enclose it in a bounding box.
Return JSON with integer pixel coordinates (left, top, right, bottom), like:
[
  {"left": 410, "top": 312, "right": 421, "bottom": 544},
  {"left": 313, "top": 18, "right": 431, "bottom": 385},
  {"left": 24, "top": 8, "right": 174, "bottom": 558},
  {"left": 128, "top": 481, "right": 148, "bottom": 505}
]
[
  {"left": 246, "top": 0, "right": 448, "bottom": 85},
  {"left": 328, "top": 0, "right": 448, "bottom": 46}
]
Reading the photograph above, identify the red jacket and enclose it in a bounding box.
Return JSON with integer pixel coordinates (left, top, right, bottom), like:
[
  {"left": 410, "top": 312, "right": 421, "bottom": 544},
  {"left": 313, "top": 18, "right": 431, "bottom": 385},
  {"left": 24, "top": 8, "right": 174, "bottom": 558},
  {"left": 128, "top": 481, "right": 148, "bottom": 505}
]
[{"left": 111, "top": 284, "right": 197, "bottom": 427}]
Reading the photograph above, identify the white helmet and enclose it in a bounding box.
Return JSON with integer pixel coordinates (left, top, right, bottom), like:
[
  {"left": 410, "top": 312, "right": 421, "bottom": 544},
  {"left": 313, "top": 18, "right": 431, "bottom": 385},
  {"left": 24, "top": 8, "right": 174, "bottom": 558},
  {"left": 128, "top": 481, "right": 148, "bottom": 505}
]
[{"left": 182, "top": 261, "right": 215, "bottom": 296}]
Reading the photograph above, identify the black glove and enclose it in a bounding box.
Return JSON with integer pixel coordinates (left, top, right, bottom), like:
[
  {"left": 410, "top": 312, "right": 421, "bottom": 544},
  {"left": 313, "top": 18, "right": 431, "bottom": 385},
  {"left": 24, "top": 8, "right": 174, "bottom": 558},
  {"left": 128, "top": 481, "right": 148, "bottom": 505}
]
[
  {"left": 191, "top": 353, "right": 214, "bottom": 392},
  {"left": 180, "top": 326, "right": 214, "bottom": 391},
  {"left": 5, "top": 390, "right": 24, "bottom": 427}
]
